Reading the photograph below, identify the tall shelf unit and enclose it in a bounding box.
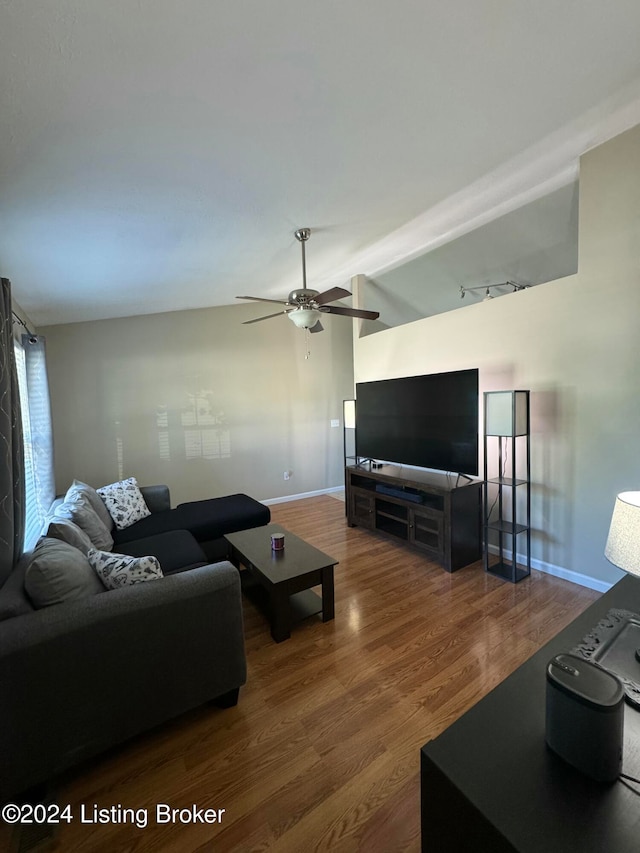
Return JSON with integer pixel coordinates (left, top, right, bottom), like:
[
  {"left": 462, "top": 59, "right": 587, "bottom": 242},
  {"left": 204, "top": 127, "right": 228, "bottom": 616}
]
[{"left": 483, "top": 390, "right": 531, "bottom": 583}]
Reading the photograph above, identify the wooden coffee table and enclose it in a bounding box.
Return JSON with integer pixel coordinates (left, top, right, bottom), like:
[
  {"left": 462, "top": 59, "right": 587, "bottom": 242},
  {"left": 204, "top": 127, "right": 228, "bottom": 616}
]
[{"left": 225, "top": 523, "right": 337, "bottom": 642}]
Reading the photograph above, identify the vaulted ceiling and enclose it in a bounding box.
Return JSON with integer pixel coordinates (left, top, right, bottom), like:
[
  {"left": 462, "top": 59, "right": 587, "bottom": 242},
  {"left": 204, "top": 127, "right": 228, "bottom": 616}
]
[{"left": 2, "top": 1, "right": 640, "bottom": 327}]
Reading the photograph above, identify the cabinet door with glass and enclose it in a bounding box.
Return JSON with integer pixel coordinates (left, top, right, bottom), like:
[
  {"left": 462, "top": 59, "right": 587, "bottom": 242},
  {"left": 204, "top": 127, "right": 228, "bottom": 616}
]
[
  {"left": 349, "top": 488, "right": 376, "bottom": 529},
  {"left": 409, "top": 506, "right": 444, "bottom": 557}
]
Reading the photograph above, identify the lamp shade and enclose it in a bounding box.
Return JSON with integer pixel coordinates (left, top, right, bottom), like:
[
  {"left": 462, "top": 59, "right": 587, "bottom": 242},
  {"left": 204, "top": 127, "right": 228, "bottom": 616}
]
[
  {"left": 605, "top": 491, "right": 640, "bottom": 576},
  {"left": 343, "top": 399, "right": 356, "bottom": 430},
  {"left": 485, "top": 390, "right": 529, "bottom": 437},
  {"left": 289, "top": 308, "right": 321, "bottom": 329}
]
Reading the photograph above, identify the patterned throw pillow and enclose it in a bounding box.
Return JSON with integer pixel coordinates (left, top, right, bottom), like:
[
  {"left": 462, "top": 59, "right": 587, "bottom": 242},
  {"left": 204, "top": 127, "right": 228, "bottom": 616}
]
[
  {"left": 88, "top": 549, "right": 163, "bottom": 589},
  {"left": 96, "top": 477, "right": 151, "bottom": 530}
]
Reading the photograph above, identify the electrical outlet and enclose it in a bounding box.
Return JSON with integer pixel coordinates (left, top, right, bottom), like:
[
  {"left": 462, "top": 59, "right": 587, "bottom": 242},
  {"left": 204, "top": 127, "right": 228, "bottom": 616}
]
[{"left": 284, "top": 471, "right": 290, "bottom": 481}]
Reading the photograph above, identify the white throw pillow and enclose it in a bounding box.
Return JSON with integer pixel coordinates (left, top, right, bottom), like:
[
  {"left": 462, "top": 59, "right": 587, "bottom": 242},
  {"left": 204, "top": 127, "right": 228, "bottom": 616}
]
[
  {"left": 96, "top": 477, "right": 151, "bottom": 530},
  {"left": 88, "top": 549, "right": 163, "bottom": 589}
]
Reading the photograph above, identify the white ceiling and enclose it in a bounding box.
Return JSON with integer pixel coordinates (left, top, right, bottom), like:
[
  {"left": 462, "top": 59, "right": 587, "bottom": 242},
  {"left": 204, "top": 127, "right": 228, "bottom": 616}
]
[{"left": 2, "top": 1, "right": 640, "bottom": 327}]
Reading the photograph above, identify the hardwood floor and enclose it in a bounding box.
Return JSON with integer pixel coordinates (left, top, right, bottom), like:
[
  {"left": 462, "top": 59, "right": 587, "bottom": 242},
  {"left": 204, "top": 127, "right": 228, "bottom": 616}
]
[{"left": 8, "top": 495, "right": 599, "bottom": 852}]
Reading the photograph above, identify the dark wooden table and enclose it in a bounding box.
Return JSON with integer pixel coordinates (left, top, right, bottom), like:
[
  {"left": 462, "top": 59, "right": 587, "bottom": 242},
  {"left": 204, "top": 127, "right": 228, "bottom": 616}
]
[
  {"left": 420, "top": 574, "right": 640, "bottom": 852},
  {"left": 225, "top": 523, "right": 337, "bottom": 642}
]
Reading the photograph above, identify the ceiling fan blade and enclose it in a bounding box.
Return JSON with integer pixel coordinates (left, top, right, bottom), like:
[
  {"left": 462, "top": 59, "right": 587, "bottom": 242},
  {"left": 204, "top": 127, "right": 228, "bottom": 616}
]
[
  {"left": 242, "top": 310, "right": 288, "bottom": 325},
  {"left": 313, "top": 286, "right": 352, "bottom": 306},
  {"left": 237, "top": 295, "right": 289, "bottom": 306},
  {"left": 319, "top": 305, "right": 380, "bottom": 320},
  {"left": 309, "top": 320, "right": 324, "bottom": 334}
]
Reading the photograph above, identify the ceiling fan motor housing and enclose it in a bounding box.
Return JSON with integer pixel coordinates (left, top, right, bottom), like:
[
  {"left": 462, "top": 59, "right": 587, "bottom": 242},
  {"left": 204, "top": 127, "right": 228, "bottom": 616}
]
[{"left": 288, "top": 289, "right": 319, "bottom": 306}]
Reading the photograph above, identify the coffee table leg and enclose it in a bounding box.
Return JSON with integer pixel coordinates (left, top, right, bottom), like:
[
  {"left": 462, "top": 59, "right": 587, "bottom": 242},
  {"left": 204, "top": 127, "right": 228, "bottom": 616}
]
[
  {"left": 271, "top": 588, "right": 291, "bottom": 642},
  {"left": 322, "top": 566, "right": 335, "bottom": 622}
]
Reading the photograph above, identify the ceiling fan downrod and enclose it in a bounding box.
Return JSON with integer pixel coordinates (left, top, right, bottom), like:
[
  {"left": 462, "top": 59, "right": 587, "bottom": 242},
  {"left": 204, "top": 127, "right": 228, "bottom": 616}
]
[{"left": 295, "top": 228, "right": 311, "bottom": 290}]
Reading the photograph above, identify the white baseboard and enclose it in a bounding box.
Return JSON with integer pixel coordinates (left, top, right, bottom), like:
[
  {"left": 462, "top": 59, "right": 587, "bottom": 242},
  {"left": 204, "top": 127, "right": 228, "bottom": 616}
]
[
  {"left": 261, "top": 495, "right": 613, "bottom": 593},
  {"left": 263, "top": 486, "right": 344, "bottom": 506},
  {"left": 487, "top": 545, "right": 612, "bottom": 593}
]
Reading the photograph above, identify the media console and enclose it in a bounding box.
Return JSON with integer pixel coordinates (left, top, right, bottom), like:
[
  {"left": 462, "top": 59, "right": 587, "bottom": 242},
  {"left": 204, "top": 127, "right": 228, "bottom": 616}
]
[{"left": 345, "top": 464, "right": 482, "bottom": 572}]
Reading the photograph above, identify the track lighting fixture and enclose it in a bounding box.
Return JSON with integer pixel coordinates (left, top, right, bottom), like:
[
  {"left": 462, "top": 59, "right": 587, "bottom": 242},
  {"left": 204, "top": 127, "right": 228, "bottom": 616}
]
[{"left": 459, "top": 281, "right": 528, "bottom": 301}]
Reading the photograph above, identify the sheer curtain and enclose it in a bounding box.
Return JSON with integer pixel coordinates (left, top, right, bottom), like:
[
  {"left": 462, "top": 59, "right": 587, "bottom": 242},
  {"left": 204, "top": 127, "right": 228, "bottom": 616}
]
[
  {"left": 0, "top": 278, "right": 25, "bottom": 582},
  {"left": 14, "top": 334, "right": 55, "bottom": 550}
]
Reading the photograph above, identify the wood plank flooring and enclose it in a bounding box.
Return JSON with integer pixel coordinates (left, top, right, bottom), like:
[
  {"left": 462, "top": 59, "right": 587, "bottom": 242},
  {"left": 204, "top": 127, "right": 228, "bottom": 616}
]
[{"left": 7, "top": 495, "right": 600, "bottom": 852}]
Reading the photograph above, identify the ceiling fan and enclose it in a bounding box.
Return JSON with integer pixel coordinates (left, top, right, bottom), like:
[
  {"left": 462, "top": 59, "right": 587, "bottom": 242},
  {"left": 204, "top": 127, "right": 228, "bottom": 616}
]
[{"left": 236, "top": 228, "right": 380, "bottom": 333}]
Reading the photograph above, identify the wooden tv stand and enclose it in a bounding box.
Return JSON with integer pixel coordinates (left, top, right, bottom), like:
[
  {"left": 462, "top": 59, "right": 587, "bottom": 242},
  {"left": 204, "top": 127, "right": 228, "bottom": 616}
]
[{"left": 345, "top": 464, "right": 482, "bottom": 572}]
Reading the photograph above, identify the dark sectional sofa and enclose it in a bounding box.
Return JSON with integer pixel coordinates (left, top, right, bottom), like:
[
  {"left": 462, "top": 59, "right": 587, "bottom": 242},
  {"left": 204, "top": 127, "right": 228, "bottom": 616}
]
[
  {"left": 113, "top": 487, "right": 271, "bottom": 564},
  {"left": 0, "top": 482, "right": 270, "bottom": 800}
]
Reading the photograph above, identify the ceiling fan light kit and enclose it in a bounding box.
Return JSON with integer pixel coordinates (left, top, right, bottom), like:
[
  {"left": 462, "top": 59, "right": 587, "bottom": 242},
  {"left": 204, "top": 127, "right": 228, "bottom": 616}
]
[
  {"left": 288, "top": 307, "right": 322, "bottom": 330},
  {"left": 237, "top": 228, "right": 380, "bottom": 336}
]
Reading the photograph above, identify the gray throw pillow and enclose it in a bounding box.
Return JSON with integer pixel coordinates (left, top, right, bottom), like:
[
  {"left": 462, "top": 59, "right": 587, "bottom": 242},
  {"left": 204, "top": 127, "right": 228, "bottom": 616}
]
[
  {"left": 88, "top": 549, "right": 163, "bottom": 589},
  {"left": 46, "top": 517, "right": 94, "bottom": 554},
  {"left": 67, "top": 479, "right": 114, "bottom": 531},
  {"left": 24, "top": 538, "right": 105, "bottom": 608},
  {"left": 56, "top": 494, "right": 114, "bottom": 551}
]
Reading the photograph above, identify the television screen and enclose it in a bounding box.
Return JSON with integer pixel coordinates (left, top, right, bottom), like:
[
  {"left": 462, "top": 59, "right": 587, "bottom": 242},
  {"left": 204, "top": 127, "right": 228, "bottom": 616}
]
[{"left": 355, "top": 369, "right": 479, "bottom": 475}]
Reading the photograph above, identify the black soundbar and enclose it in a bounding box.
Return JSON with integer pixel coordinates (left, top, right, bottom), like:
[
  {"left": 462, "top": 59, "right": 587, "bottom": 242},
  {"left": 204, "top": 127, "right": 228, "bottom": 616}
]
[{"left": 375, "top": 483, "right": 423, "bottom": 503}]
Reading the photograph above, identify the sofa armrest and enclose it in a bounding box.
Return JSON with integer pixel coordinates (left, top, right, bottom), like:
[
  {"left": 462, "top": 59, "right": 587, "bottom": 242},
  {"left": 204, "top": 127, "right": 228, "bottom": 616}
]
[
  {"left": 140, "top": 483, "right": 171, "bottom": 513},
  {"left": 0, "top": 561, "right": 245, "bottom": 798}
]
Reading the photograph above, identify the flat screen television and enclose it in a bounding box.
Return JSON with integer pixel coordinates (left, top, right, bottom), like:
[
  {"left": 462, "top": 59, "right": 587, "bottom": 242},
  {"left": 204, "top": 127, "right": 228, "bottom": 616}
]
[{"left": 355, "top": 368, "right": 479, "bottom": 475}]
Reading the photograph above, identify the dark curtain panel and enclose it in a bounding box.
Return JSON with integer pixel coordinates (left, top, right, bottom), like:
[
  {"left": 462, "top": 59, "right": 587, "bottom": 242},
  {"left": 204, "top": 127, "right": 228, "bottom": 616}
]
[{"left": 0, "top": 278, "right": 25, "bottom": 585}]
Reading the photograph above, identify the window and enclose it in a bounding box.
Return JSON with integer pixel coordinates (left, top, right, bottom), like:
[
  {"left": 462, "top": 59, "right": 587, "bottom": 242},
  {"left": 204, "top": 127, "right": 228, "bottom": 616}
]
[{"left": 13, "top": 336, "right": 55, "bottom": 551}]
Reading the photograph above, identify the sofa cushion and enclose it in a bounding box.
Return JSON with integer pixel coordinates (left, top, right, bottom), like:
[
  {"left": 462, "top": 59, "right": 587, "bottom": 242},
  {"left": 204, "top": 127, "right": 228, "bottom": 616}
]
[
  {"left": 88, "top": 549, "right": 163, "bottom": 589},
  {"left": 111, "top": 508, "right": 181, "bottom": 545},
  {"left": 24, "top": 538, "right": 105, "bottom": 609},
  {"left": 175, "top": 494, "right": 271, "bottom": 541},
  {"left": 139, "top": 484, "right": 171, "bottom": 514},
  {"left": 67, "top": 479, "right": 114, "bottom": 531},
  {"left": 97, "top": 477, "right": 152, "bottom": 530},
  {"left": 46, "top": 518, "right": 94, "bottom": 554},
  {"left": 112, "top": 493, "right": 270, "bottom": 546},
  {"left": 118, "top": 530, "right": 208, "bottom": 575}
]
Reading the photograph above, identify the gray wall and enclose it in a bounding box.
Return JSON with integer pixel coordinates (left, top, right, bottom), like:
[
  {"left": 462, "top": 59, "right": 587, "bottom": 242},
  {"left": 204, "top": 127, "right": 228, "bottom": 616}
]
[
  {"left": 366, "top": 181, "right": 580, "bottom": 329},
  {"left": 42, "top": 302, "right": 354, "bottom": 505},
  {"left": 353, "top": 125, "right": 640, "bottom": 589}
]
